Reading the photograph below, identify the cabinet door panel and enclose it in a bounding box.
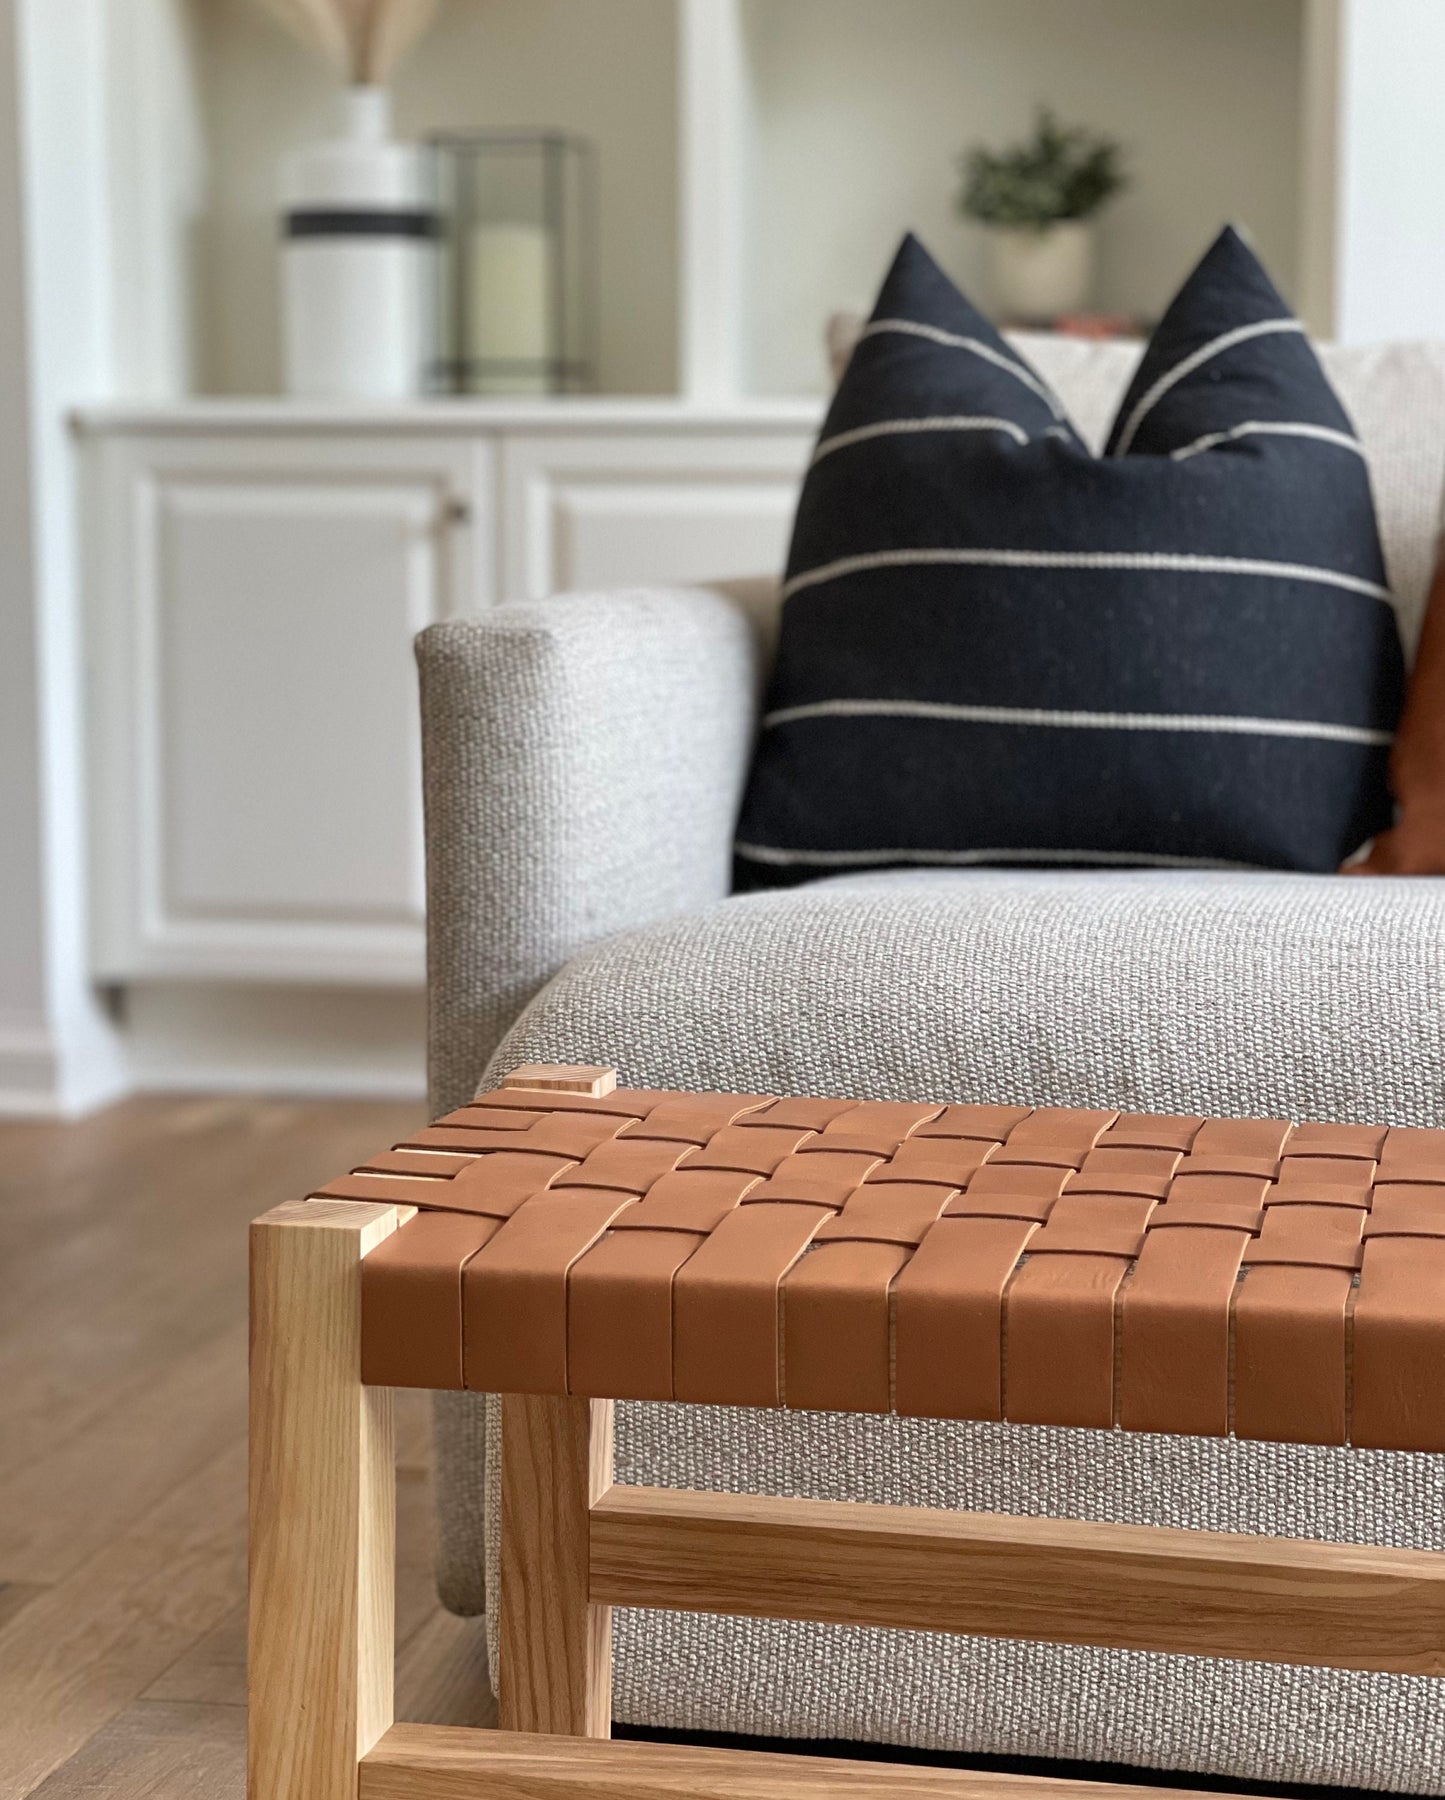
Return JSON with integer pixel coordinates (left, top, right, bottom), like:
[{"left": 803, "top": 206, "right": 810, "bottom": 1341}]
[
  {"left": 89, "top": 437, "right": 486, "bottom": 984},
  {"left": 161, "top": 481, "right": 434, "bottom": 920},
  {"left": 502, "top": 432, "right": 813, "bottom": 600}
]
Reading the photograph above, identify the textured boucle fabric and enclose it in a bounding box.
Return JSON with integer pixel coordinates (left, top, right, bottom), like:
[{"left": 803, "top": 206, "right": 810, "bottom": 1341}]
[
  {"left": 483, "top": 870, "right": 1445, "bottom": 1125},
  {"left": 419, "top": 587, "right": 762, "bottom": 1613},
  {"left": 418, "top": 337, "right": 1445, "bottom": 1788},
  {"left": 417, "top": 587, "right": 761, "bottom": 1118}
]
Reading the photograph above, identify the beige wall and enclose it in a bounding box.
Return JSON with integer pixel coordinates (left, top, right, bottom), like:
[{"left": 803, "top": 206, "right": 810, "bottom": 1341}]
[
  {"left": 744, "top": 0, "right": 1305, "bottom": 393},
  {"left": 1331, "top": 0, "right": 1445, "bottom": 341},
  {"left": 191, "top": 0, "right": 679, "bottom": 395}
]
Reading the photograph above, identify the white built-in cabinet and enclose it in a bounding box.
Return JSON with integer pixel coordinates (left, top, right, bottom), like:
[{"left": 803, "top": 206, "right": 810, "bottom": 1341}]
[{"left": 79, "top": 404, "right": 817, "bottom": 986}]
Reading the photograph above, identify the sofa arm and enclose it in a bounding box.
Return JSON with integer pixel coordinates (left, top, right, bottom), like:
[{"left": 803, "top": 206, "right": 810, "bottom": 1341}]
[{"left": 416, "top": 584, "right": 767, "bottom": 1116}]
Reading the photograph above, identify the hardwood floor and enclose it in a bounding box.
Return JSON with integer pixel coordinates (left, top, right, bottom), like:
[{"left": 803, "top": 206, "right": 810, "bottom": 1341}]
[{"left": 0, "top": 1095, "right": 496, "bottom": 1800}]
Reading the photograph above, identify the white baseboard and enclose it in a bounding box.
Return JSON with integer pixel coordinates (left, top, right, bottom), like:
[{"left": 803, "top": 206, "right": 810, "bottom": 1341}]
[
  {"left": 0, "top": 1011, "right": 128, "bottom": 1117},
  {"left": 0, "top": 1018, "right": 62, "bottom": 1115},
  {"left": 0, "top": 987, "right": 429, "bottom": 1113},
  {"left": 120, "top": 983, "right": 428, "bottom": 1102},
  {"left": 128, "top": 1059, "right": 426, "bottom": 1100}
]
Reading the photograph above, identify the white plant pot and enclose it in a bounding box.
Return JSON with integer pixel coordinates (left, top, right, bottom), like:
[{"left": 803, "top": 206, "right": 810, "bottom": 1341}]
[
  {"left": 985, "top": 220, "right": 1095, "bottom": 324},
  {"left": 280, "top": 87, "right": 435, "bottom": 401}
]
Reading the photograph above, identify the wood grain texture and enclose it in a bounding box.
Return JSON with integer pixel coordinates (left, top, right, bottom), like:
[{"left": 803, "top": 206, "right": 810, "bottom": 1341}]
[
  {"left": 498, "top": 1394, "right": 614, "bottom": 1737},
  {"left": 394, "top": 1613, "right": 496, "bottom": 1730},
  {"left": 589, "top": 1485, "right": 1445, "bottom": 1676},
  {"left": 26, "top": 1699, "right": 244, "bottom": 1800},
  {"left": 501, "top": 1066, "right": 618, "bottom": 1097},
  {"left": 0, "top": 1439, "right": 247, "bottom": 1798},
  {"left": 144, "top": 1602, "right": 249, "bottom": 1708},
  {"left": 0, "top": 1096, "right": 443, "bottom": 1799},
  {"left": 0, "top": 1582, "right": 45, "bottom": 1634},
  {"left": 0, "top": 1099, "right": 391, "bottom": 1585},
  {"left": 359, "top": 1724, "right": 1253, "bottom": 1800},
  {"left": 248, "top": 1198, "right": 409, "bottom": 1800}
]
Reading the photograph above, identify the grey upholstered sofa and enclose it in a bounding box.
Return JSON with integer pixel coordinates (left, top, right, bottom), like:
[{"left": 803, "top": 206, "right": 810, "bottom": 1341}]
[{"left": 417, "top": 335, "right": 1445, "bottom": 1791}]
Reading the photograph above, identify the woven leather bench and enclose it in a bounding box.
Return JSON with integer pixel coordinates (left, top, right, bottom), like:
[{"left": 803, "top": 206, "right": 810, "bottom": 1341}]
[{"left": 248, "top": 1064, "right": 1445, "bottom": 1800}]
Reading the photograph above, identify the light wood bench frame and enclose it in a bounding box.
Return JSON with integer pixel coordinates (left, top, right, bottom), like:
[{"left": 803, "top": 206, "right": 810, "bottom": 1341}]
[{"left": 248, "top": 1193, "right": 1445, "bottom": 1800}]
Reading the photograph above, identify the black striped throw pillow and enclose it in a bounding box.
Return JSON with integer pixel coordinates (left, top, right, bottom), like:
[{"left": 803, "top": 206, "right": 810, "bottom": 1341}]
[{"left": 734, "top": 228, "right": 1404, "bottom": 884}]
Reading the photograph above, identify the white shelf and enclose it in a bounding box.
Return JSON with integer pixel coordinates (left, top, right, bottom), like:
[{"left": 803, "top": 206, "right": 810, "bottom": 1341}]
[
  {"left": 70, "top": 395, "right": 822, "bottom": 436},
  {"left": 100, "top": 0, "right": 1445, "bottom": 410}
]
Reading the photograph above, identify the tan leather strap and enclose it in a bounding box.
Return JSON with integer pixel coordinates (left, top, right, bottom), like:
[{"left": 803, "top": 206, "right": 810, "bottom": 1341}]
[{"left": 323, "top": 1070, "right": 1445, "bottom": 1452}]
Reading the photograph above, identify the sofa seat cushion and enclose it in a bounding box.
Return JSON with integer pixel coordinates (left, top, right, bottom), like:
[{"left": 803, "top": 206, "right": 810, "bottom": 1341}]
[{"left": 496, "top": 868, "right": 1445, "bottom": 1127}]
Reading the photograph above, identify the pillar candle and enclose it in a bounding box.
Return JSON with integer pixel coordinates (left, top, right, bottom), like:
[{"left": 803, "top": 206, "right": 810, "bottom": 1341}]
[{"left": 467, "top": 221, "right": 555, "bottom": 395}]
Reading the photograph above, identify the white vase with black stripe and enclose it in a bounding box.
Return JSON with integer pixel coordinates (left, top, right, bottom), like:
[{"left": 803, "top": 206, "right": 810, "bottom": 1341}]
[{"left": 280, "top": 86, "right": 435, "bottom": 401}]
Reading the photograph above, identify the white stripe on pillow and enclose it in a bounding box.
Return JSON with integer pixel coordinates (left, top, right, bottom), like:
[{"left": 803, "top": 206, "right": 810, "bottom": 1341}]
[
  {"left": 761, "top": 697, "right": 1393, "bottom": 748},
  {"left": 780, "top": 546, "right": 1394, "bottom": 604},
  {"left": 811, "top": 415, "right": 1030, "bottom": 465},
  {"left": 1112, "top": 317, "right": 1306, "bottom": 455},
  {"left": 734, "top": 841, "right": 1271, "bottom": 872},
  {"left": 860, "top": 318, "right": 1067, "bottom": 419},
  {"left": 1169, "top": 420, "right": 1365, "bottom": 463}
]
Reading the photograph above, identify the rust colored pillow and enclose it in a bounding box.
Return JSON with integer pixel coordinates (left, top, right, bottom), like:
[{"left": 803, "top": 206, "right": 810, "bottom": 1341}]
[{"left": 1350, "top": 552, "right": 1445, "bottom": 873}]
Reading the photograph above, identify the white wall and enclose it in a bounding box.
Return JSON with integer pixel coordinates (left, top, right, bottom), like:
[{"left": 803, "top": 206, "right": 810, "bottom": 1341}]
[
  {"left": 0, "top": 0, "right": 124, "bottom": 1113},
  {"left": 190, "top": 0, "right": 679, "bottom": 396},
  {"left": 103, "top": 0, "right": 208, "bottom": 397},
  {"left": 743, "top": 0, "right": 1306, "bottom": 393},
  {"left": 0, "top": 0, "right": 50, "bottom": 1106},
  {"left": 0, "top": 0, "right": 481, "bottom": 1110},
  {"left": 1327, "top": 0, "right": 1445, "bottom": 343}
]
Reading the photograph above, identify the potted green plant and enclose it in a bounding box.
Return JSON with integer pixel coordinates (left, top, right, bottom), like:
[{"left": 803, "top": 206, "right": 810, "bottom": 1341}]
[{"left": 957, "top": 109, "right": 1126, "bottom": 323}]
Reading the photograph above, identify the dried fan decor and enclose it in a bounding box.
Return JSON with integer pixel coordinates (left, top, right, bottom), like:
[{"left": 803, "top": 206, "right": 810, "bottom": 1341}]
[
  {"left": 256, "top": 0, "right": 442, "bottom": 84},
  {"left": 265, "top": 0, "right": 445, "bottom": 397}
]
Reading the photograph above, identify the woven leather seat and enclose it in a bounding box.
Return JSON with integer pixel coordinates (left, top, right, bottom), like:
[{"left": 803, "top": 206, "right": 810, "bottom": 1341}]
[{"left": 319, "top": 1065, "right": 1445, "bottom": 1454}]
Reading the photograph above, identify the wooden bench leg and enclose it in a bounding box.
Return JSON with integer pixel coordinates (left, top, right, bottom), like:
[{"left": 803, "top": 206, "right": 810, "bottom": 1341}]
[
  {"left": 248, "top": 1198, "right": 410, "bottom": 1800},
  {"left": 498, "top": 1393, "right": 615, "bottom": 1737}
]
